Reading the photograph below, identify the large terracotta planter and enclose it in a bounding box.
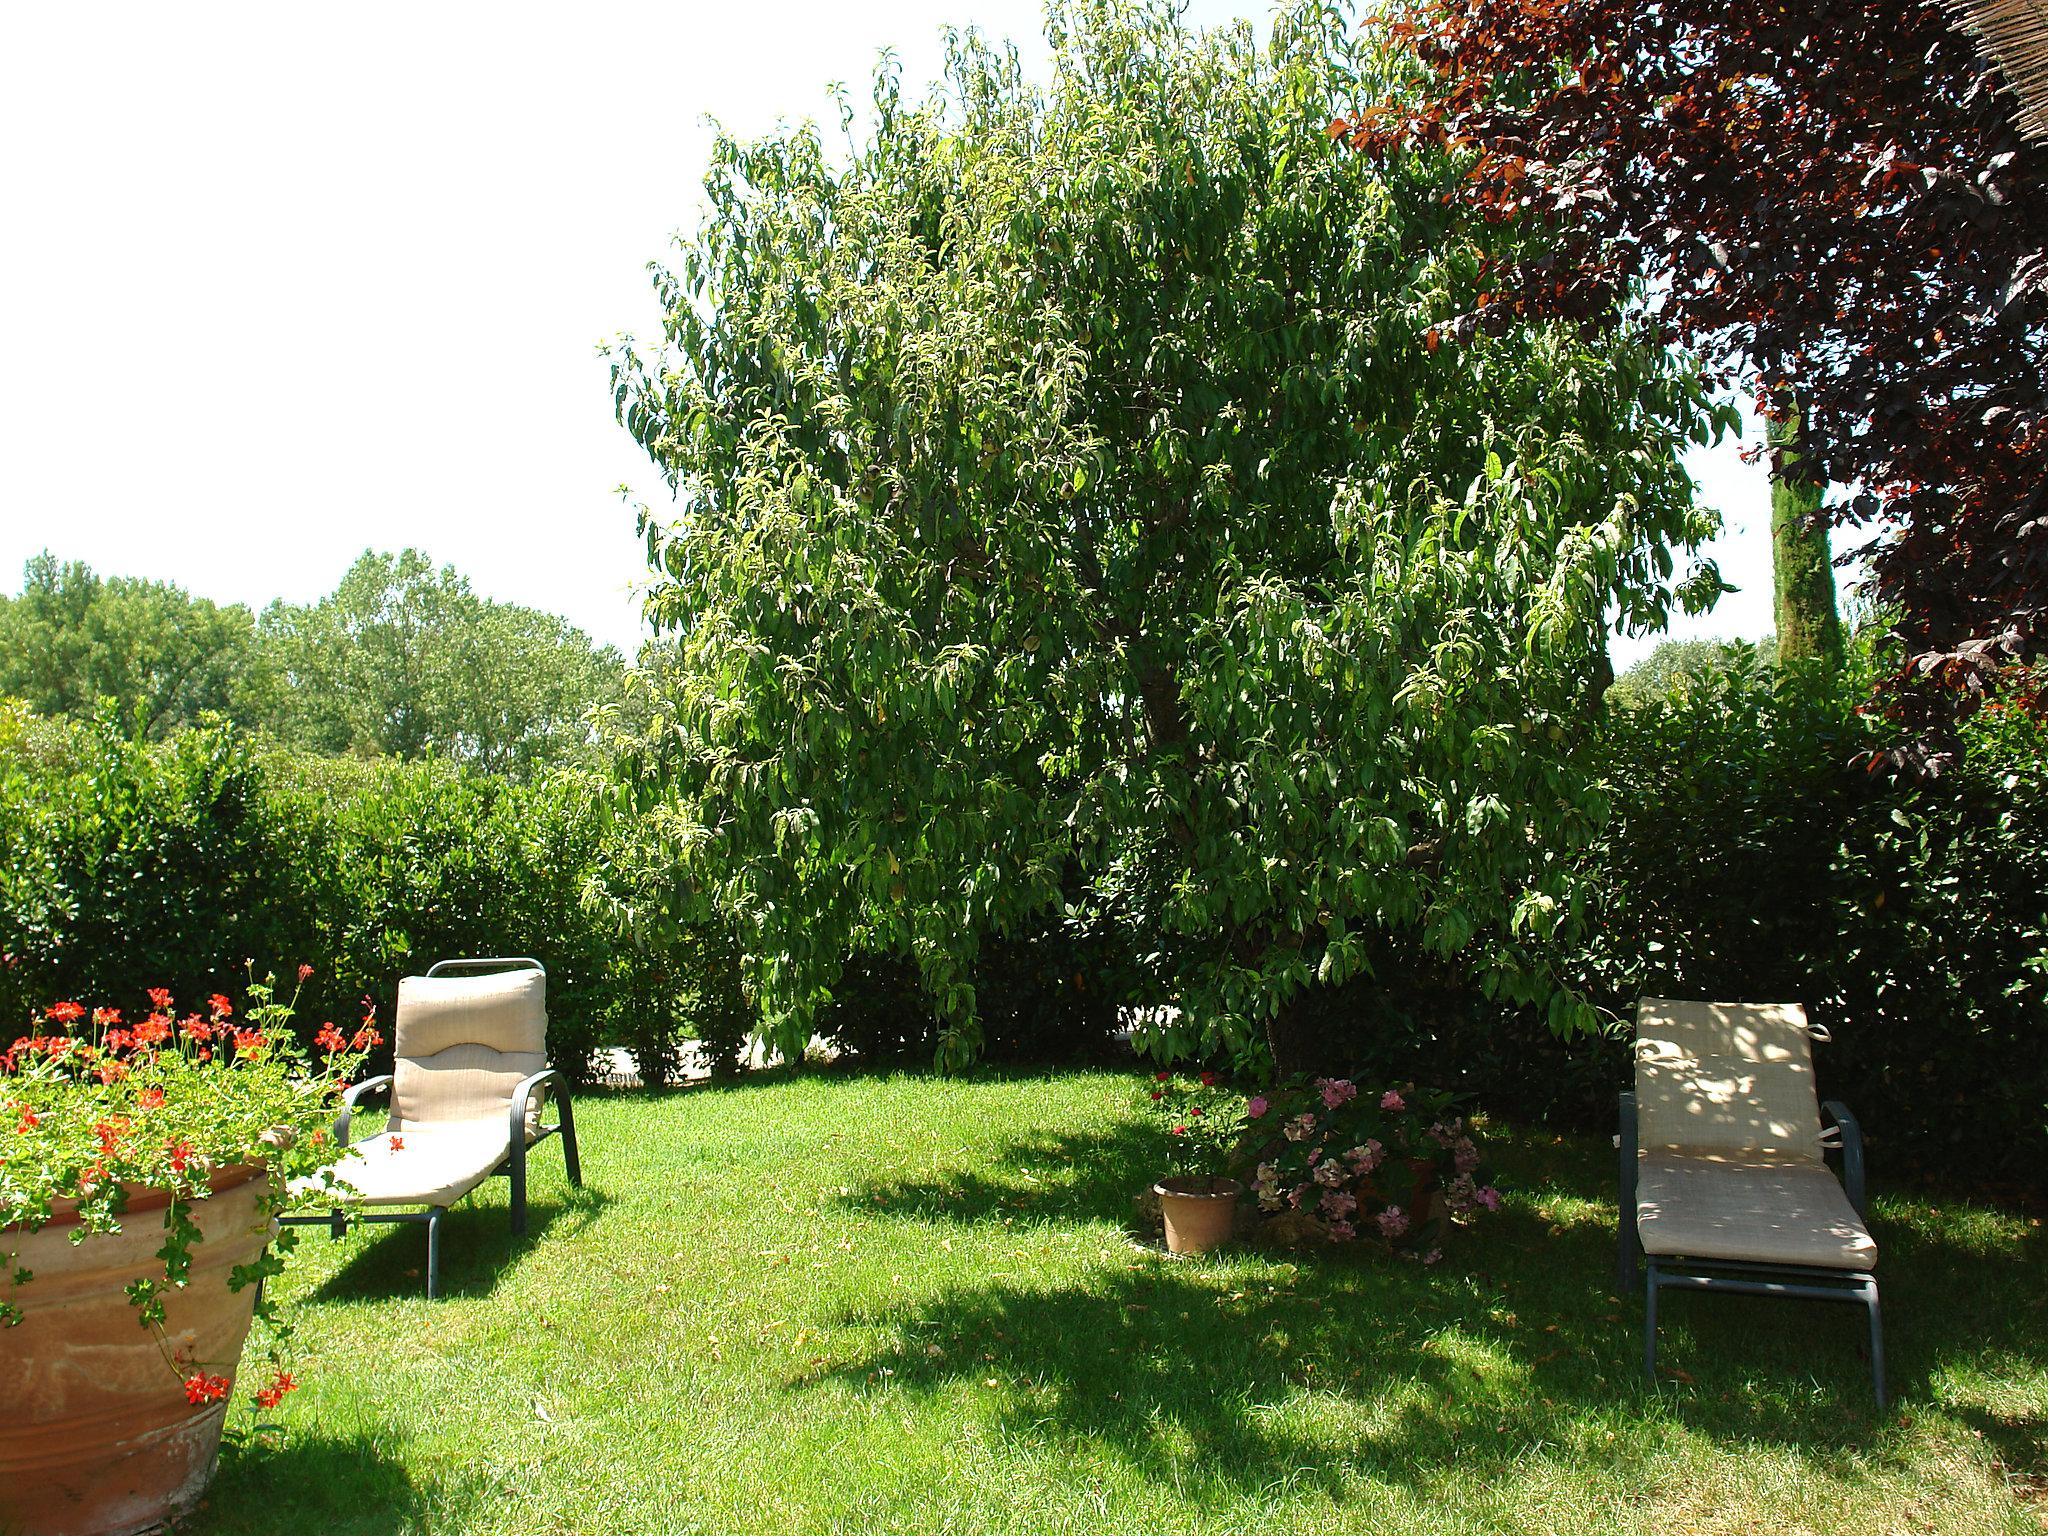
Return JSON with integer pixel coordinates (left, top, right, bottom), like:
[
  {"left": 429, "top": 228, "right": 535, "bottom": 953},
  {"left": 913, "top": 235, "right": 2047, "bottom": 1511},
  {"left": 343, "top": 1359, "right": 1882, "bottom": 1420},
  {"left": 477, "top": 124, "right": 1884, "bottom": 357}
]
[
  {"left": 1155, "top": 1176, "right": 1241, "bottom": 1255},
  {"left": 0, "top": 1167, "right": 273, "bottom": 1536}
]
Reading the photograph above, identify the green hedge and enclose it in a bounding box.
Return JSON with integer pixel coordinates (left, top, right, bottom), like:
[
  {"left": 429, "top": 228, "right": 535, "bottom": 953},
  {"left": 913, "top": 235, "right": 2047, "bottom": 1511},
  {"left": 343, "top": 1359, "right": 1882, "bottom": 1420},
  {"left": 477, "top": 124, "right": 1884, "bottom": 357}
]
[
  {"left": 0, "top": 705, "right": 325, "bottom": 1031},
  {"left": 1283, "top": 656, "right": 2048, "bottom": 1190},
  {"left": 0, "top": 706, "right": 705, "bottom": 1087},
  {"left": 6, "top": 665, "right": 2043, "bottom": 1191},
  {"left": 1578, "top": 656, "right": 2048, "bottom": 1186}
]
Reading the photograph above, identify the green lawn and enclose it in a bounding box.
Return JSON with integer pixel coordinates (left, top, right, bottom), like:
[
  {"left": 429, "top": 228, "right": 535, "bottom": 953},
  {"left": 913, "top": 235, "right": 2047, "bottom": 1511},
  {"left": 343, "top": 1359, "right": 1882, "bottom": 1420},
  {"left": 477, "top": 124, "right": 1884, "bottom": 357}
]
[{"left": 193, "top": 1070, "right": 2047, "bottom": 1535}]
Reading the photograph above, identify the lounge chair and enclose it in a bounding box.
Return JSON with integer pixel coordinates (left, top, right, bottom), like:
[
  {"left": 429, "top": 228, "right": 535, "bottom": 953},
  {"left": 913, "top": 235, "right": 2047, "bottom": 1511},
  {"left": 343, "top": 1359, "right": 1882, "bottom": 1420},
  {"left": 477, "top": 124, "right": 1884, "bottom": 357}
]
[
  {"left": 1617, "top": 998, "right": 1883, "bottom": 1405},
  {"left": 283, "top": 957, "right": 581, "bottom": 1297}
]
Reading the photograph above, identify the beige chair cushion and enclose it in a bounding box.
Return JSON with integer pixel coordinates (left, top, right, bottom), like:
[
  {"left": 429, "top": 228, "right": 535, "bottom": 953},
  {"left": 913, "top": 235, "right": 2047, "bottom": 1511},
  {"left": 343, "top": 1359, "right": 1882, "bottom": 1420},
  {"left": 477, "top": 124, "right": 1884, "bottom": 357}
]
[
  {"left": 389, "top": 968, "right": 548, "bottom": 1133},
  {"left": 1636, "top": 998, "right": 1824, "bottom": 1157},
  {"left": 1636, "top": 1150, "right": 1877, "bottom": 1271},
  {"left": 300, "top": 1125, "right": 511, "bottom": 1209}
]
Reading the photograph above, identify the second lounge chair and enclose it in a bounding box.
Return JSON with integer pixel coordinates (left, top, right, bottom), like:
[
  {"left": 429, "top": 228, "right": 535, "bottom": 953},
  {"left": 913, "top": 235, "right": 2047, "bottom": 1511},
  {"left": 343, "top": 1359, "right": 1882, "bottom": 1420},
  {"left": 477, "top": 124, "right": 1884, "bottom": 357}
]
[{"left": 1617, "top": 997, "right": 1884, "bottom": 1405}]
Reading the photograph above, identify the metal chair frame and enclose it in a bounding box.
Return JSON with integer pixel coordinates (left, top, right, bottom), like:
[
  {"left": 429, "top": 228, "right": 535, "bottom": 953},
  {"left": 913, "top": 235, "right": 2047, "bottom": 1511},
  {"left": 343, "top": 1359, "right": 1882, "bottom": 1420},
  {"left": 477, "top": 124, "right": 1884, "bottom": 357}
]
[
  {"left": 1619, "top": 1089, "right": 1884, "bottom": 1407},
  {"left": 279, "top": 958, "right": 581, "bottom": 1298}
]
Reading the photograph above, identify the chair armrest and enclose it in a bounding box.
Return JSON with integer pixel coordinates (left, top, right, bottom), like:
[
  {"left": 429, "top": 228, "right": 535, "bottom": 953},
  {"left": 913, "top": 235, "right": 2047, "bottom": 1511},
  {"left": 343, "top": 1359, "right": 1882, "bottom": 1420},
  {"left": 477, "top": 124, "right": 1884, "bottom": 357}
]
[
  {"left": 1822, "top": 1100, "right": 1867, "bottom": 1218},
  {"left": 511, "top": 1069, "right": 564, "bottom": 1146},
  {"left": 336, "top": 1075, "right": 393, "bottom": 1148}
]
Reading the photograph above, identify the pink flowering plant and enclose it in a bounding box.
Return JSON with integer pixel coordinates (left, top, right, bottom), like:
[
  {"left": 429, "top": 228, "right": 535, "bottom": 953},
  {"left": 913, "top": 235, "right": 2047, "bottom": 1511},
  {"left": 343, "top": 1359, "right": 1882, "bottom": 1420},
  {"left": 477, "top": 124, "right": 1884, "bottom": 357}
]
[
  {"left": 0, "top": 965, "right": 380, "bottom": 1409},
  {"left": 1138, "top": 1069, "right": 1249, "bottom": 1180},
  {"left": 1243, "top": 1076, "right": 1500, "bottom": 1260}
]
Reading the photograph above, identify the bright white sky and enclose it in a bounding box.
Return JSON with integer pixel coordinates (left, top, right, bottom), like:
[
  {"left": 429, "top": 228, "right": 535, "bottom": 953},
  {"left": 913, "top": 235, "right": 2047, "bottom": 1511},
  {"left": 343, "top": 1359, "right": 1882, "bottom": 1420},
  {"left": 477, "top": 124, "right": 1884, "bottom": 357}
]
[{"left": 0, "top": 2, "right": 1779, "bottom": 667}]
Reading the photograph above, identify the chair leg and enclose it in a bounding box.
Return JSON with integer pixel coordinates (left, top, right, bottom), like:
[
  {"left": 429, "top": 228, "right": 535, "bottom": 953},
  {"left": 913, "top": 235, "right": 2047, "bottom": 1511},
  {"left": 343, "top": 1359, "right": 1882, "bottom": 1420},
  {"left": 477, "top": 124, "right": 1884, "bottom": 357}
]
[
  {"left": 558, "top": 1092, "right": 582, "bottom": 1187},
  {"left": 426, "top": 1209, "right": 443, "bottom": 1300},
  {"left": 1864, "top": 1279, "right": 1887, "bottom": 1410},
  {"left": 1644, "top": 1261, "right": 1660, "bottom": 1385}
]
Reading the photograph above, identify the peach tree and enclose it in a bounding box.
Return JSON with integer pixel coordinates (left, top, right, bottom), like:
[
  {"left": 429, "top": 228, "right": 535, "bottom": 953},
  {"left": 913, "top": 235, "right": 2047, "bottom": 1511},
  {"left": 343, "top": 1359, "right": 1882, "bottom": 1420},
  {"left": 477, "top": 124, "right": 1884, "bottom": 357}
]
[{"left": 607, "top": 0, "right": 1728, "bottom": 1071}]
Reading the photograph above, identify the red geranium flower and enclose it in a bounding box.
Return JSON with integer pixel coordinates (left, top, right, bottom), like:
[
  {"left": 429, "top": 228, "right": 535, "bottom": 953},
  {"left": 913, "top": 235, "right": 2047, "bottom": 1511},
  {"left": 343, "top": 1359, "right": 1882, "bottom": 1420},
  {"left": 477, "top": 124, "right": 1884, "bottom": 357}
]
[
  {"left": 314, "top": 1023, "right": 346, "bottom": 1053},
  {"left": 138, "top": 1087, "right": 166, "bottom": 1110},
  {"left": 167, "top": 1138, "right": 195, "bottom": 1172},
  {"left": 1154, "top": 1071, "right": 1171, "bottom": 1083},
  {"left": 251, "top": 1370, "right": 298, "bottom": 1410},
  {"left": 1199, "top": 1071, "right": 1217, "bottom": 1087},
  {"left": 183, "top": 1372, "right": 231, "bottom": 1405},
  {"left": 208, "top": 994, "right": 234, "bottom": 1021},
  {"left": 298, "top": 964, "right": 314, "bottom": 981},
  {"left": 147, "top": 988, "right": 174, "bottom": 1011},
  {"left": 46, "top": 1001, "right": 86, "bottom": 1025}
]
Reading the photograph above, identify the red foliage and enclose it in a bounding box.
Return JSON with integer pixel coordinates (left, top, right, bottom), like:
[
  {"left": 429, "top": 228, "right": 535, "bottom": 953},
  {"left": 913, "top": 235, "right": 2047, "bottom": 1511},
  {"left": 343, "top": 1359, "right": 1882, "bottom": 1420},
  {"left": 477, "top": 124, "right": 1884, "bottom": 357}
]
[{"left": 1340, "top": 1, "right": 2048, "bottom": 751}]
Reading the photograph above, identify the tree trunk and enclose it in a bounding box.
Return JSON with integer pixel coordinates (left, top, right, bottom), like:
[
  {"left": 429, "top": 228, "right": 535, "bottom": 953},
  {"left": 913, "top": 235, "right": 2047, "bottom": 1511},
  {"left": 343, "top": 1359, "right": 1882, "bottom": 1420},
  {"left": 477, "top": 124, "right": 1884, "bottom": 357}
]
[
  {"left": 1766, "top": 404, "right": 1845, "bottom": 669},
  {"left": 1263, "top": 989, "right": 1319, "bottom": 1079}
]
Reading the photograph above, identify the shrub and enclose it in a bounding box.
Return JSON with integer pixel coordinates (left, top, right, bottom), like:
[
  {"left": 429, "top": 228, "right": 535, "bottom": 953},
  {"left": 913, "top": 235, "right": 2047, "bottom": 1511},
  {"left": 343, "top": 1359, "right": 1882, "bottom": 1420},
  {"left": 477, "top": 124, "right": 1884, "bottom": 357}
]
[
  {"left": 0, "top": 707, "right": 322, "bottom": 1030},
  {"left": 1276, "top": 651, "right": 2048, "bottom": 1190},
  {"left": 0, "top": 712, "right": 621, "bottom": 1086},
  {"left": 1208, "top": 647, "right": 2048, "bottom": 1192},
  {"left": 314, "top": 760, "right": 613, "bottom": 1085},
  {"left": 1241, "top": 1077, "right": 1499, "bottom": 1258},
  {"left": 1136, "top": 1068, "right": 1246, "bottom": 1180},
  {"left": 1580, "top": 653, "right": 2048, "bottom": 1185},
  {"left": 818, "top": 909, "right": 1128, "bottom": 1070}
]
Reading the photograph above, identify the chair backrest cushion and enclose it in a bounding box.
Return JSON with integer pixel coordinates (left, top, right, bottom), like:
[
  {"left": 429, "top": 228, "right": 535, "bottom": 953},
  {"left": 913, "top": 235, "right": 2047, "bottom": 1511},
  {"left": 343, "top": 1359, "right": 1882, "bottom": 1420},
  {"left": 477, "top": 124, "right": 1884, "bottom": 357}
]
[
  {"left": 1635, "top": 998, "right": 1824, "bottom": 1158},
  {"left": 389, "top": 966, "right": 548, "bottom": 1133}
]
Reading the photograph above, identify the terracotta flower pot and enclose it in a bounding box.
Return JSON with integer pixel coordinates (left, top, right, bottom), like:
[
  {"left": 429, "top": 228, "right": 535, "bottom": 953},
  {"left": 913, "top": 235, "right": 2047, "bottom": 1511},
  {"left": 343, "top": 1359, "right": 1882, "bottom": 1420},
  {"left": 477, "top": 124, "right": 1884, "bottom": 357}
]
[
  {"left": 1, "top": 1167, "right": 273, "bottom": 1536},
  {"left": 1155, "top": 1176, "right": 1241, "bottom": 1255}
]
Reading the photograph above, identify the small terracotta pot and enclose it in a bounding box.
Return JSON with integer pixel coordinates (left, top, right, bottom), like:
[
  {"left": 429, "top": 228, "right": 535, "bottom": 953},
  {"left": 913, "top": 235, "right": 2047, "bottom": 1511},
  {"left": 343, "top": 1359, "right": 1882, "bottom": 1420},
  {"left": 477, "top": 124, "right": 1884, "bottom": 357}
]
[
  {"left": 1155, "top": 1176, "right": 1242, "bottom": 1255},
  {"left": 1, "top": 1166, "right": 273, "bottom": 1536}
]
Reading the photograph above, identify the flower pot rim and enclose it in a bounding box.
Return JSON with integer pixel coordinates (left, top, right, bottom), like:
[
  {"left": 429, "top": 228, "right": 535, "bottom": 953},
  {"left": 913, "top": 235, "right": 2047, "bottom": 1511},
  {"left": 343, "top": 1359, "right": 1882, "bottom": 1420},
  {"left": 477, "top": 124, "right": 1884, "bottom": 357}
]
[
  {"left": 12, "top": 1162, "right": 268, "bottom": 1235},
  {"left": 1153, "top": 1175, "right": 1243, "bottom": 1201}
]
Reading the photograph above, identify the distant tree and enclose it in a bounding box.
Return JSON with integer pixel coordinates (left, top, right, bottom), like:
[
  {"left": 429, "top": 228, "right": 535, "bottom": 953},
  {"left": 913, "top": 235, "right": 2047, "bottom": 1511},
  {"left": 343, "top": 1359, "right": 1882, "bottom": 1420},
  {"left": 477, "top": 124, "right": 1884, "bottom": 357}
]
[
  {"left": 608, "top": 0, "right": 1725, "bottom": 1070},
  {"left": 1337, "top": 0, "right": 2048, "bottom": 754},
  {"left": 1609, "top": 635, "right": 1777, "bottom": 707},
  {"left": 0, "top": 554, "right": 260, "bottom": 738},
  {"left": 259, "top": 549, "right": 623, "bottom": 777}
]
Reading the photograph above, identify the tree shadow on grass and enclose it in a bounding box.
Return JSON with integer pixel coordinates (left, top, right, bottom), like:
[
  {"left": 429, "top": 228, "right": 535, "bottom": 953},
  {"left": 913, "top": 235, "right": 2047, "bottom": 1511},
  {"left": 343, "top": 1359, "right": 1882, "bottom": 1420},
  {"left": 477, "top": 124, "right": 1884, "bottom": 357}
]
[
  {"left": 301, "top": 1183, "right": 612, "bottom": 1304},
  {"left": 192, "top": 1429, "right": 437, "bottom": 1535},
  {"left": 839, "top": 1113, "right": 1168, "bottom": 1231},
  {"left": 812, "top": 1115, "right": 2048, "bottom": 1504}
]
